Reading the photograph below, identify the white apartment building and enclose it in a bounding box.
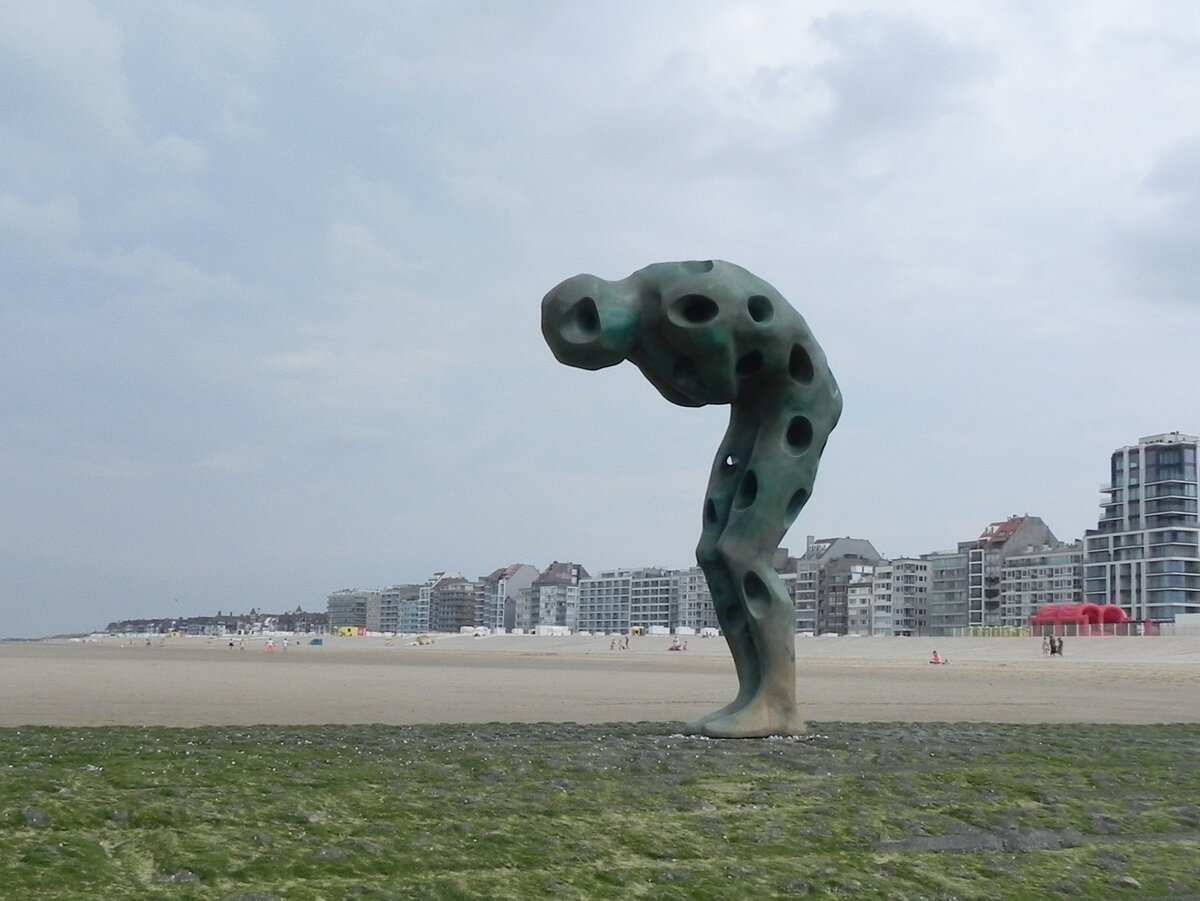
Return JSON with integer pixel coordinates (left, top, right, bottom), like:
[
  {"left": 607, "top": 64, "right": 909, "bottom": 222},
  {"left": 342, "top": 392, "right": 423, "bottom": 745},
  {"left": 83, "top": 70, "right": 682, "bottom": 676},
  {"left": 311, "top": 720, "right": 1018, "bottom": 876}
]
[
  {"left": 578, "top": 570, "right": 633, "bottom": 634},
  {"left": 631, "top": 569, "right": 673, "bottom": 631},
  {"left": 577, "top": 567, "right": 676, "bottom": 633}
]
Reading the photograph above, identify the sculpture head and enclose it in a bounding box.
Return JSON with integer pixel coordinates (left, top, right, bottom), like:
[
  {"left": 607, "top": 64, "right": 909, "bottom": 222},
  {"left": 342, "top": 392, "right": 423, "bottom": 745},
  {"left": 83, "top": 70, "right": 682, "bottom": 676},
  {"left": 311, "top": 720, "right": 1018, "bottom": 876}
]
[{"left": 541, "top": 273, "right": 640, "bottom": 370}]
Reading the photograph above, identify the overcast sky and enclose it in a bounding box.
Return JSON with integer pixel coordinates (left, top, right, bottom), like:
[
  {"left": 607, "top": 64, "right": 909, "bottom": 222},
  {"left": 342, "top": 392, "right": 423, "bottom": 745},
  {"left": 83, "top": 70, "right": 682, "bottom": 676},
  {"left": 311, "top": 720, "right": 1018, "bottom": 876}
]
[{"left": 3, "top": 1, "right": 1199, "bottom": 637}]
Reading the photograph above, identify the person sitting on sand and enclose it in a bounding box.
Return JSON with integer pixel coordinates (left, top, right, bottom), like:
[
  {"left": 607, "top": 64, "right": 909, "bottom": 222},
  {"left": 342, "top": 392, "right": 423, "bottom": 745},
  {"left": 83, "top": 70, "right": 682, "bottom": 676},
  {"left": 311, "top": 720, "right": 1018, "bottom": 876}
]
[{"left": 929, "top": 650, "right": 943, "bottom": 665}]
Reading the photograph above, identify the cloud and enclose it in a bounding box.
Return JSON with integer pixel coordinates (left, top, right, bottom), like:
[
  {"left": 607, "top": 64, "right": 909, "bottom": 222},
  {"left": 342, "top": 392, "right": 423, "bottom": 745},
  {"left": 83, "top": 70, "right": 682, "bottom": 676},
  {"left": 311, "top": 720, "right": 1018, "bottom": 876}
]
[
  {"left": 325, "top": 220, "right": 411, "bottom": 279},
  {"left": 146, "top": 134, "right": 210, "bottom": 177},
  {"left": 0, "top": 0, "right": 137, "bottom": 149},
  {"left": 812, "top": 11, "right": 990, "bottom": 140},
  {"left": 198, "top": 447, "right": 262, "bottom": 475},
  {"left": 1116, "top": 136, "right": 1200, "bottom": 302},
  {"left": 0, "top": 192, "right": 81, "bottom": 241}
]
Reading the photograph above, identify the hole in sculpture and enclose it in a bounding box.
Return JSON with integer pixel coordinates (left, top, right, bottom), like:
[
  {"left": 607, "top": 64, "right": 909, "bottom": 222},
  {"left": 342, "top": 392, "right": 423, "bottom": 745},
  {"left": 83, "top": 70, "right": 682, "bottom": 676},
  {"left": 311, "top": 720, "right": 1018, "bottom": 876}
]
[
  {"left": 674, "top": 356, "right": 699, "bottom": 386},
  {"left": 723, "top": 602, "right": 746, "bottom": 631},
  {"left": 734, "top": 469, "right": 758, "bottom": 509},
  {"left": 735, "top": 349, "right": 763, "bottom": 377},
  {"left": 742, "top": 571, "right": 771, "bottom": 617},
  {"left": 786, "top": 487, "right": 809, "bottom": 521},
  {"left": 785, "top": 415, "right": 813, "bottom": 453},
  {"left": 681, "top": 260, "right": 714, "bottom": 273},
  {"left": 721, "top": 454, "right": 738, "bottom": 473},
  {"left": 561, "top": 296, "right": 601, "bottom": 344},
  {"left": 704, "top": 498, "right": 718, "bottom": 524},
  {"left": 747, "top": 295, "right": 774, "bottom": 323},
  {"left": 789, "top": 343, "right": 815, "bottom": 384},
  {"left": 669, "top": 294, "right": 720, "bottom": 326}
]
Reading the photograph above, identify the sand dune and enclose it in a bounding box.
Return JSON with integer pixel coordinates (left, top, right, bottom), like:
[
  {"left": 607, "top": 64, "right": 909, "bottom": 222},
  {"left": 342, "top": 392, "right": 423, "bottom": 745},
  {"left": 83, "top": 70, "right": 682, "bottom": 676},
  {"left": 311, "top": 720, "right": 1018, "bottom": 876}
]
[{"left": 1, "top": 633, "right": 1197, "bottom": 727}]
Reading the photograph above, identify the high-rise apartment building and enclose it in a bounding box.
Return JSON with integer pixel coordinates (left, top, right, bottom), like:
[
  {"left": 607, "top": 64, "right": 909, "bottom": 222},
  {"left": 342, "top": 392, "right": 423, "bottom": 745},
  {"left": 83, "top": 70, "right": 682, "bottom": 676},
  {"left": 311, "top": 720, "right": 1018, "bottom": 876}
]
[{"left": 1084, "top": 432, "right": 1200, "bottom": 622}]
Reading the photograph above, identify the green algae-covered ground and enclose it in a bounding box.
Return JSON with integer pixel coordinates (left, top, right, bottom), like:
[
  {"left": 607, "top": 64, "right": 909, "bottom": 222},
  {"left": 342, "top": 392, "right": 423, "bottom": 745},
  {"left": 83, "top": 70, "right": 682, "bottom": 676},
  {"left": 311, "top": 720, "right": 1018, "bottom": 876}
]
[{"left": 3, "top": 722, "right": 1198, "bottom": 899}]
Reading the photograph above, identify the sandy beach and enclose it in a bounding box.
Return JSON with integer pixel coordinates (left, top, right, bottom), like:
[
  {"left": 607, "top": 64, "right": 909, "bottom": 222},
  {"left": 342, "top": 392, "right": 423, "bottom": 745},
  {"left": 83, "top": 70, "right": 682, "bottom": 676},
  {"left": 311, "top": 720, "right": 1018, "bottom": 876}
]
[{"left": 1, "top": 633, "right": 1198, "bottom": 727}]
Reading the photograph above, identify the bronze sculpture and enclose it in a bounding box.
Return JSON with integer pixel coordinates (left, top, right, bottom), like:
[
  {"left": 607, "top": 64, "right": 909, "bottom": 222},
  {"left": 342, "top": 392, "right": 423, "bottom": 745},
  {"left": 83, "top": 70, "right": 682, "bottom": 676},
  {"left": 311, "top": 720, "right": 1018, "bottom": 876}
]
[{"left": 542, "top": 260, "right": 842, "bottom": 737}]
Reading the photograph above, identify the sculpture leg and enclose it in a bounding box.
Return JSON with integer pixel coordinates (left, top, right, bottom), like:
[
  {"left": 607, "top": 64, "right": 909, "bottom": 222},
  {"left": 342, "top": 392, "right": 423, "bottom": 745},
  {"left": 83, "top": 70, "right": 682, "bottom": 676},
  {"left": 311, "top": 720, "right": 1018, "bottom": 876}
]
[
  {"left": 684, "top": 410, "right": 766, "bottom": 733},
  {"left": 695, "top": 424, "right": 807, "bottom": 738},
  {"left": 699, "top": 554, "right": 803, "bottom": 738},
  {"left": 684, "top": 554, "right": 759, "bottom": 732}
]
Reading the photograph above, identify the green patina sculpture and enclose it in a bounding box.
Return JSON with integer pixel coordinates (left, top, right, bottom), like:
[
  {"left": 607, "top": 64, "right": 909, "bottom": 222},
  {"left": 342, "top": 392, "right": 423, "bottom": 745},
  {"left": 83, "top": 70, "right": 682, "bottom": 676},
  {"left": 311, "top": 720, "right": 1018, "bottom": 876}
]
[{"left": 542, "top": 260, "right": 842, "bottom": 738}]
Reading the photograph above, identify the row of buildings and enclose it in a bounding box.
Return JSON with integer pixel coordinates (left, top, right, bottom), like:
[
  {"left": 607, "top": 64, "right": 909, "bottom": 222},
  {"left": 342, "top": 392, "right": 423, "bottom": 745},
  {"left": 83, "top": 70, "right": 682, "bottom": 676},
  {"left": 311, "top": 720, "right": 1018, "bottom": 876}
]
[
  {"left": 328, "top": 432, "right": 1199, "bottom": 637},
  {"left": 105, "top": 607, "right": 328, "bottom": 636}
]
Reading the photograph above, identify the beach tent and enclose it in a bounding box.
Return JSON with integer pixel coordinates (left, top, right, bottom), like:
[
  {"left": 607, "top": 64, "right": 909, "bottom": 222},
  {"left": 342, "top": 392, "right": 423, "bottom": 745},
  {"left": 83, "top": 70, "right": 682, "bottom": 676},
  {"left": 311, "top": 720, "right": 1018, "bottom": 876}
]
[{"left": 1029, "top": 603, "right": 1130, "bottom": 628}]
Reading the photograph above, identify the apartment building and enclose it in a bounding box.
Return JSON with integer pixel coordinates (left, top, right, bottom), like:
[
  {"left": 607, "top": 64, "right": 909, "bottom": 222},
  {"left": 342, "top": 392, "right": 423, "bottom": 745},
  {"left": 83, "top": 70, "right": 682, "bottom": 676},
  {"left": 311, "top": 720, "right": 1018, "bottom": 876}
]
[
  {"left": 1000, "top": 542, "right": 1083, "bottom": 626},
  {"left": 875, "top": 558, "right": 928, "bottom": 636},
  {"left": 1084, "top": 432, "right": 1200, "bottom": 621},
  {"left": 532, "top": 561, "right": 589, "bottom": 631},
  {"left": 326, "top": 589, "right": 380, "bottom": 631},
  {"left": 960, "top": 516, "right": 1057, "bottom": 627},
  {"left": 576, "top": 567, "right": 675, "bottom": 633},
  {"left": 400, "top": 573, "right": 445, "bottom": 633},
  {"left": 478, "top": 563, "right": 539, "bottom": 633},
  {"left": 846, "top": 568, "right": 876, "bottom": 635},
  {"left": 925, "top": 550, "right": 968, "bottom": 636},
  {"left": 790, "top": 537, "right": 883, "bottom": 634},
  {"left": 578, "top": 570, "right": 633, "bottom": 634},
  {"left": 380, "top": 584, "right": 420, "bottom": 634},
  {"left": 673, "top": 565, "right": 718, "bottom": 632},
  {"left": 428, "top": 573, "right": 478, "bottom": 633}
]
